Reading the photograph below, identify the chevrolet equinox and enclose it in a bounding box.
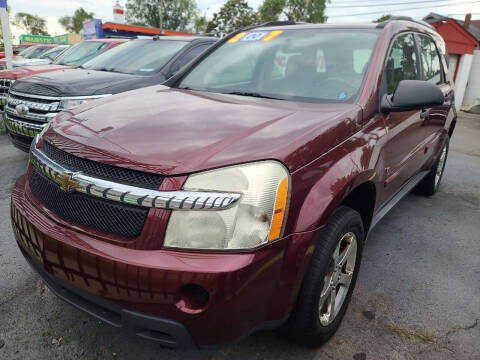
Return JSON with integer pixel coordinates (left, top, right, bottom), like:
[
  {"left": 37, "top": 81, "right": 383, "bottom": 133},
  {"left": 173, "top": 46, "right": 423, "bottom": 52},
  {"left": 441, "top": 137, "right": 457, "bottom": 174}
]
[{"left": 11, "top": 19, "right": 455, "bottom": 348}]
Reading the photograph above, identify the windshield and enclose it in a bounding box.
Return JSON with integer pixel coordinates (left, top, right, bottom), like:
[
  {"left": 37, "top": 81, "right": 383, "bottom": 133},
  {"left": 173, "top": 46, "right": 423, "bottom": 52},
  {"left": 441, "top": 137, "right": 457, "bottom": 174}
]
[
  {"left": 40, "top": 46, "right": 67, "bottom": 60},
  {"left": 21, "top": 46, "right": 53, "bottom": 59},
  {"left": 52, "top": 41, "right": 109, "bottom": 66},
  {"left": 81, "top": 39, "right": 188, "bottom": 75},
  {"left": 17, "top": 45, "right": 33, "bottom": 55},
  {"left": 179, "top": 29, "right": 379, "bottom": 103}
]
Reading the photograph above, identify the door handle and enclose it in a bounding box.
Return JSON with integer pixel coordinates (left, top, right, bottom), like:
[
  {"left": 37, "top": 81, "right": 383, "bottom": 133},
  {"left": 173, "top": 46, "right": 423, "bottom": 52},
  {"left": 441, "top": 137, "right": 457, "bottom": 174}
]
[{"left": 420, "top": 109, "right": 430, "bottom": 120}]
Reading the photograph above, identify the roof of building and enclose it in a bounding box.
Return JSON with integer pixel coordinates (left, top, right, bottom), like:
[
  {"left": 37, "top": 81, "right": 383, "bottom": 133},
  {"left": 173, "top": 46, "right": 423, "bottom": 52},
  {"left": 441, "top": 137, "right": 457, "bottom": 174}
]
[{"left": 423, "top": 12, "right": 480, "bottom": 42}]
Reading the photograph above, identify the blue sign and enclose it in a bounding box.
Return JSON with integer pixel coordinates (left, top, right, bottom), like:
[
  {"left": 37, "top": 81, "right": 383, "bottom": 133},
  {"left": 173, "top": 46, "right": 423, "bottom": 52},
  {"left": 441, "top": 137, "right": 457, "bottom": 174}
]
[
  {"left": 83, "top": 19, "right": 104, "bottom": 40},
  {"left": 0, "top": 0, "right": 7, "bottom": 10}
]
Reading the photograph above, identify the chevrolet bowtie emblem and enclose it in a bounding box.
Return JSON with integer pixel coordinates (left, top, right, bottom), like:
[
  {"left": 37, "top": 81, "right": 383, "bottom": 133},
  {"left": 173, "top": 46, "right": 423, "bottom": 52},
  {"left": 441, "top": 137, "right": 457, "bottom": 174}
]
[{"left": 55, "top": 173, "right": 79, "bottom": 192}]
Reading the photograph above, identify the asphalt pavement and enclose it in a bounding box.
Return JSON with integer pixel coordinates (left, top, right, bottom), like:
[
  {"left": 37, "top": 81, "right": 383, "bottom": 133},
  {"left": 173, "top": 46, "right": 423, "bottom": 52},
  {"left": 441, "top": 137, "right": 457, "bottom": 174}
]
[{"left": 0, "top": 113, "right": 479, "bottom": 360}]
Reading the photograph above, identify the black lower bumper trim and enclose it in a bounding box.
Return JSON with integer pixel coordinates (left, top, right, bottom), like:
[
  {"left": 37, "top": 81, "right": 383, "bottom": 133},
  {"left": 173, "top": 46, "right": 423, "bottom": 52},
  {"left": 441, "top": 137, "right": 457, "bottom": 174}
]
[
  {"left": 7, "top": 130, "right": 32, "bottom": 153},
  {"left": 19, "top": 246, "right": 198, "bottom": 348}
]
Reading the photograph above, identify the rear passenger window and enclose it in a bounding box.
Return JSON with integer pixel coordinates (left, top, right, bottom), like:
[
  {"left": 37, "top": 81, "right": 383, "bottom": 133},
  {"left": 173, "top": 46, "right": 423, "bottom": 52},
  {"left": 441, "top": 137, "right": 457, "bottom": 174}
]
[
  {"left": 385, "top": 33, "right": 419, "bottom": 94},
  {"left": 419, "top": 35, "right": 442, "bottom": 84}
]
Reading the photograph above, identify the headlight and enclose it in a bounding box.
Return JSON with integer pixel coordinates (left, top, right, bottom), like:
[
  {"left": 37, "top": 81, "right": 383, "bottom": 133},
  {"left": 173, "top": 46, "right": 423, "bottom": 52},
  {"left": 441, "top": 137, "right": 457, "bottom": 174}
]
[
  {"left": 164, "top": 161, "right": 290, "bottom": 250},
  {"left": 59, "top": 95, "right": 111, "bottom": 110}
]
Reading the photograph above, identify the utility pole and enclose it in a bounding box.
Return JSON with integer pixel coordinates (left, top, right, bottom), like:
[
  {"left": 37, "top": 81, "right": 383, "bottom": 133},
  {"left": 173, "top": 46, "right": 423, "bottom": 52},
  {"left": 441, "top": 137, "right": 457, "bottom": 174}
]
[
  {"left": 0, "top": 0, "right": 12, "bottom": 70},
  {"left": 158, "top": 0, "right": 164, "bottom": 32}
]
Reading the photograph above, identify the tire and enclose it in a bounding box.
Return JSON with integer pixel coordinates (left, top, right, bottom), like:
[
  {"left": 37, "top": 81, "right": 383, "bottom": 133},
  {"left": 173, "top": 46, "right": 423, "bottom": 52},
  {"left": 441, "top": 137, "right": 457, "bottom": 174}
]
[
  {"left": 282, "top": 206, "right": 364, "bottom": 347},
  {"left": 415, "top": 136, "right": 449, "bottom": 197}
]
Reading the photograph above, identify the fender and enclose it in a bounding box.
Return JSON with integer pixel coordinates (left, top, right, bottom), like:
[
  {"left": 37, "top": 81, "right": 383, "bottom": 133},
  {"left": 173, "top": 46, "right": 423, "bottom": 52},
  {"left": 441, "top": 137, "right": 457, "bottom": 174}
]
[{"left": 266, "top": 119, "right": 385, "bottom": 320}]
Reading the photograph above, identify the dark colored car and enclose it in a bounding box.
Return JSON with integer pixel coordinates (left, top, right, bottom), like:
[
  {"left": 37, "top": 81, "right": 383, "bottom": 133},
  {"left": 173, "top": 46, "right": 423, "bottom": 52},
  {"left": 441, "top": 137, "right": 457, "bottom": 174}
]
[
  {"left": 0, "top": 39, "right": 128, "bottom": 116},
  {"left": 11, "top": 19, "right": 455, "bottom": 348},
  {"left": 5, "top": 36, "right": 216, "bottom": 152}
]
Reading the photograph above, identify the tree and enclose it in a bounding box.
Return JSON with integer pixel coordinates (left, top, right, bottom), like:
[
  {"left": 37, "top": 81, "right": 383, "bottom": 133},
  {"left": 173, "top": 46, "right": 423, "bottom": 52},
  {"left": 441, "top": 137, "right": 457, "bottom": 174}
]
[
  {"left": 206, "top": 0, "right": 258, "bottom": 37},
  {"left": 258, "top": 0, "right": 285, "bottom": 22},
  {"left": 125, "top": 0, "right": 197, "bottom": 32},
  {"left": 193, "top": 12, "right": 208, "bottom": 34},
  {"left": 258, "top": 0, "right": 328, "bottom": 24},
  {"left": 14, "top": 12, "right": 50, "bottom": 36},
  {"left": 284, "top": 0, "right": 328, "bottom": 23},
  {"left": 59, "top": 8, "right": 94, "bottom": 34},
  {"left": 373, "top": 14, "right": 392, "bottom": 23}
]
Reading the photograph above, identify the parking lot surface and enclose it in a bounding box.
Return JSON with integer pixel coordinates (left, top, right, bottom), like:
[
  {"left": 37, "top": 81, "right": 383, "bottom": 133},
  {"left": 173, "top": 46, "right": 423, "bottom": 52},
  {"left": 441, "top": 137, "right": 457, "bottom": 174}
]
[{"left": 1, "top": 113, "right": 479, "bottom": 360}]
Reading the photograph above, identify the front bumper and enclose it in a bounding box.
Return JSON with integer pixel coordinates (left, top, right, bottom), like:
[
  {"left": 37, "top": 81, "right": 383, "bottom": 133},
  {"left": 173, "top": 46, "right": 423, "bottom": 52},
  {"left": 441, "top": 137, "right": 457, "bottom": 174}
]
[
  {"left": 11, "top": 175, "right": 307, "bottom": 347},
  {"left": 18, "top": 245, "right": 196, "bottom": 347}
]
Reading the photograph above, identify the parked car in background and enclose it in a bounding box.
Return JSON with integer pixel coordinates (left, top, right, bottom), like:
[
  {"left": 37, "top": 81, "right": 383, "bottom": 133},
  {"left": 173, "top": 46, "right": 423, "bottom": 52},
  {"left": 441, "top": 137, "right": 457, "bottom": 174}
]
[
  {"left": 10, "top": 19, "right": 455, "bottom": 348},
  {"left": 0, "top": 43, "right": 35, "bottom": 59},
  {"left": 0, "top": 44, "right": 59, "bottom": 69},
  {"left": 6, "top": 36, "right": 216, "bottom": 151},
  {"left": 3, "top": 45, "right": 70, "bottom": 68},
  {"left": 0, "top": 38, "right": 128, "bottom": 119}
]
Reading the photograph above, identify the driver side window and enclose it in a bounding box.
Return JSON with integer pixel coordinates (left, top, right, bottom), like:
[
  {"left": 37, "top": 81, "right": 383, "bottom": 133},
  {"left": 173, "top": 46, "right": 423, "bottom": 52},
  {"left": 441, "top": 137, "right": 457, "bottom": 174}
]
[{"left": 385, "top": 33, "right": 420, "bottom": 95}]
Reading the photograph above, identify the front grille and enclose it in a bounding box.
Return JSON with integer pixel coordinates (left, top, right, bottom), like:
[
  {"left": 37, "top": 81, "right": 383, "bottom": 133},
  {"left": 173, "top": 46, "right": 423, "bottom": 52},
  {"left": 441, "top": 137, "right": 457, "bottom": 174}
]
[
  {"left": 42, "top": 141, "right": 164, "bottom": 190},
  {"left": 0, "top": 79, "right": 14, "bottom": 113},
  {"left": 5, "top": 113, "right": 46, "bottom": 138},
  {"left": 0, "top": 78, "right": 14, "bottom": 97},
  {"left": 5, "top": 89, "right": 60, "bottom": 138},
  {"left": 29, "top": 168, "right": 149, "bottom": 239}
]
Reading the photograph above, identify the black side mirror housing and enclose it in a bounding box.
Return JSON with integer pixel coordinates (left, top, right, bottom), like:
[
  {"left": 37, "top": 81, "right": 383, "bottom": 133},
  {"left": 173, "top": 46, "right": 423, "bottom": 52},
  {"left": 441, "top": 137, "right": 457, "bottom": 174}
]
[{"left": 381, "top": 80, "right": 445, "bottom": 114}]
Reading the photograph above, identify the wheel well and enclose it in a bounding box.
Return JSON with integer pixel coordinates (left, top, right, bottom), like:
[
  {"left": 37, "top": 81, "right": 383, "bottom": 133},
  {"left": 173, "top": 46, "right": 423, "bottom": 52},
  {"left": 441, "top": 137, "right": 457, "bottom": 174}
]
[
  {"left": 448, "top": 120, "right": 456, "bottom": 138},
  {"left": 341, "top": 182, "right": 376, "bottom": 235}
]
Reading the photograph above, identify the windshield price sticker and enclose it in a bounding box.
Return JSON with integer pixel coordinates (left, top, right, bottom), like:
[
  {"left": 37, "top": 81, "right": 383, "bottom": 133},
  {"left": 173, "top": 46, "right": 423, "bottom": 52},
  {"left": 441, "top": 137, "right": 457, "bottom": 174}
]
[
  {"left": 228, "top": 30, "right": 283, "bottom": 43},
  {"left": 240, "top": 31, "right": 269, "bottom": 42}
]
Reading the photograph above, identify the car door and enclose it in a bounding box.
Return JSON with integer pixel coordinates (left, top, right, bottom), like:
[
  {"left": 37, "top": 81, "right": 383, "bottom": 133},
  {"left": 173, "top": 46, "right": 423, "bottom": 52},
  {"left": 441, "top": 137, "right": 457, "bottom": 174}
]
[
  {"left": 380, "top": 33, "right": 428, "bottom": 204},
  {"left": 165, "top": 42, "right": 214, "bottom": 79},
  {"left": 416, "top": 34, "right": 452, "bottom": 154}
]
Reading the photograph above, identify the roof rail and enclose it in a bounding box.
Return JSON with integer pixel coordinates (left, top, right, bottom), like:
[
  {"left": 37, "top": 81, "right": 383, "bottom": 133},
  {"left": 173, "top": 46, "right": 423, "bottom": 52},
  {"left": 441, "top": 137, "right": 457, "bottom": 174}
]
[
  {"left": 259, "top": 21, "right": 297, "bottom": 27},
  {"left": 376, "top": 16, "right": 435, "bottom": 29}
]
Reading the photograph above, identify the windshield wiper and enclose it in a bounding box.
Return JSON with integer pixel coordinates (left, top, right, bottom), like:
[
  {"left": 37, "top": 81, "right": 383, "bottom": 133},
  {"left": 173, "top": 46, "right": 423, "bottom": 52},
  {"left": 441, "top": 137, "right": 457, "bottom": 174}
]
[
  {"left": 95, "top": 67, "right": 126, "bottom": 74},
  {"left": 222, "top": 91, "right": 283, "bottom": 100}
]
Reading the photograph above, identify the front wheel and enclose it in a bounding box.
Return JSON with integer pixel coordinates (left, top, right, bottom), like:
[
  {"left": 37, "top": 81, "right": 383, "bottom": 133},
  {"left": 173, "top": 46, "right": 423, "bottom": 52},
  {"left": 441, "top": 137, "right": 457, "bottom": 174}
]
[
  {"left": 415, "top": 136, "right": 449, "bottom": 196},
  {"left": 283, "top": 206, "right": 364, "bottom": 347}
]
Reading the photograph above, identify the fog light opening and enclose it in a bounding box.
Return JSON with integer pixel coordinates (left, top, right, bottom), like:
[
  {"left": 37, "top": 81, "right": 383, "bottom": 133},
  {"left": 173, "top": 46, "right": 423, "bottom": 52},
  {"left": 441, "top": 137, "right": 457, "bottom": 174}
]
[{"left": 176, "top": 284, "right": 210, "bottom": 314}]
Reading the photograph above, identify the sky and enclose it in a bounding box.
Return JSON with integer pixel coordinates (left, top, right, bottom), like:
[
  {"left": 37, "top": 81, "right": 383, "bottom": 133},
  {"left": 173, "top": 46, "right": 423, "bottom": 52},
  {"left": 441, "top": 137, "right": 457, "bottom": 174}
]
[{"left": 7, "top": 0, "right": 480, "bottom": 39}]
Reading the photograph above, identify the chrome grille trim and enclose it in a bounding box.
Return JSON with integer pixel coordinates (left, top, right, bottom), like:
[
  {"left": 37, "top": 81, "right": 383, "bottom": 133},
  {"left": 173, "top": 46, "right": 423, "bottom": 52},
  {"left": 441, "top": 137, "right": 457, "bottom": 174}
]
[
  {"left": 5, "top": 115, "right": 46, "bottom": 137},
  {"left": 30, "top": 138, "right": 241, "bottom": 211},
  {"left": 5, "top": 105, "right": 57, "bottom": 122},
  {"left": 7, "top": 95, "right": 60, "bottom": 112}
]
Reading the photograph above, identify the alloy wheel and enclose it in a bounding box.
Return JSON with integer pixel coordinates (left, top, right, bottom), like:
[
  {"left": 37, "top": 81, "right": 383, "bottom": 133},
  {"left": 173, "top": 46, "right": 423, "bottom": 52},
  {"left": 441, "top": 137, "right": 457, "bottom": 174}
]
[{"left": 318, "top": 232, "right": 357, "bottom": 326}]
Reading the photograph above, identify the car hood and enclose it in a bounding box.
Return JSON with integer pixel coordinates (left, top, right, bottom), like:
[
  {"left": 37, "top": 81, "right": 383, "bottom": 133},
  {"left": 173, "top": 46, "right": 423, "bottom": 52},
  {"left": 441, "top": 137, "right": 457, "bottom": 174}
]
[
  {"left": 13, "top": 68, "right": 154, "bottom": 97},
  {"left": 44, "top": 85, "right": 362, "bottom": 175},
  {"left": 0, "top": 64, "right": 72, "bottom": 80},
  {"left": 13, "top": 58, "right": 51, "bottom": 67}
]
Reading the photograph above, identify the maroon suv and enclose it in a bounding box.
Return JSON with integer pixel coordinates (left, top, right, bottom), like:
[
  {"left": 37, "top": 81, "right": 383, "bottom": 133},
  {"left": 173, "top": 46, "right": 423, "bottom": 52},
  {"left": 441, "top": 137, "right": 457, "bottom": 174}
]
[{"left": 11, "top": 19, "right": 455, "bottom": 348}]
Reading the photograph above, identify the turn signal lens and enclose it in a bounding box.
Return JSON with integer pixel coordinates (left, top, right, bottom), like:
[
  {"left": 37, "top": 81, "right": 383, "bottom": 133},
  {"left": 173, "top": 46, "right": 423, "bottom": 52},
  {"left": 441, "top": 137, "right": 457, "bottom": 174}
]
[{"left": 268, "top": 177, "right": 289, "bottom": 241}]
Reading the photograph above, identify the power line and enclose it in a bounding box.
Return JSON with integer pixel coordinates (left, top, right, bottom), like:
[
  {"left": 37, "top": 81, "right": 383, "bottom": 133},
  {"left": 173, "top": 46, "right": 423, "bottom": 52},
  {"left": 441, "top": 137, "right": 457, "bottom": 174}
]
[
  {"left": 328, "top": 0, "right": 462, "bottom": 9},
  {"left": 327, "top": 0, "right": 480, "bottom": 17},
  {"left": 329, "top": 0, "right": 439, "bottom": 3}
]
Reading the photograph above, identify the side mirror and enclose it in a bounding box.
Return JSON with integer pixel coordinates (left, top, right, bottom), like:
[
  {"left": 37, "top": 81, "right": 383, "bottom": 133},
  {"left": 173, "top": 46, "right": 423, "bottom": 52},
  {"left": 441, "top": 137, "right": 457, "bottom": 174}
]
[{"left": 381, "top": 80, "right": 445, "bottom": 114}]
